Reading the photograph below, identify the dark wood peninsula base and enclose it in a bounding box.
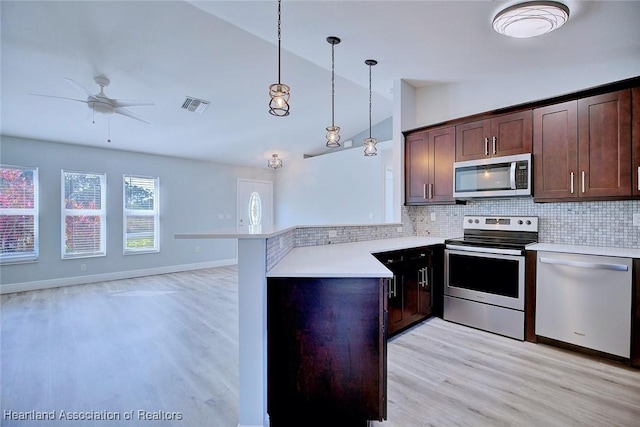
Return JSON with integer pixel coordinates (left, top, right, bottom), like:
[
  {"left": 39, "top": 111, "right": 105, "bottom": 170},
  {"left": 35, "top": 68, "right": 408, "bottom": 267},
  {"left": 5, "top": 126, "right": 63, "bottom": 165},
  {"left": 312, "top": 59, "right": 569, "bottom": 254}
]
[{"left": 267, "top": 277, "right": 387, "bottom": 426}]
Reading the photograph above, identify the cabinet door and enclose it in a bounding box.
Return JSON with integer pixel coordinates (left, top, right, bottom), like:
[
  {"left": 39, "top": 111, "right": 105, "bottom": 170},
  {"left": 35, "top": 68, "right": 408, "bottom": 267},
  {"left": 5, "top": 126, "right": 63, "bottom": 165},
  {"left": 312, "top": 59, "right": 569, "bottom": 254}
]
[
  {"left": 632, "top": 88, "right": 640, "bottom": 197},
  {"left": 533, "top": 101, "right": 579, "bottom": 201},
  {"left": 429, "top": 126, "right": 456, "bottom": 203},
  {"left": 404, "top": 132, "right": 429, "bottom": 204},
  {"left": 455, "top": 119, "right": 491, "bottom": 161},
  {"left": 492, "top": 110, "right": 532, "bottom": 157},
  {"left": 578, "top": 90, "right": 632, "bottom": 198},
  {"left": 387, "top": 274, "right": 404, "bottom": 335}
]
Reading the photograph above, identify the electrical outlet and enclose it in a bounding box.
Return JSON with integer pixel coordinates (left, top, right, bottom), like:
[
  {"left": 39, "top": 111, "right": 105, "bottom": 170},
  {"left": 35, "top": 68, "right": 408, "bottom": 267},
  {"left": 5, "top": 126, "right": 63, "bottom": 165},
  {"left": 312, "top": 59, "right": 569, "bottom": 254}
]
[
  {"left": 397, "top": 226, "right": 403, "bottom": 233},
  {"left": 328, "top": 230, "right": 337, "bottom": 238},
  {"left": 430, "top": 212, "right": 436, "bottom": 222},
  {"left": 80, "top": 264, "right": 87, "bottom": 272},
  {"left": 633, "top": 213, "right": 640, "bottom": 227},
  {"left": 195, "top": 246, "right": 200, "bottom": 253},
  {"left": 279, "top": 236, "right": 284, "bottom": 249}
]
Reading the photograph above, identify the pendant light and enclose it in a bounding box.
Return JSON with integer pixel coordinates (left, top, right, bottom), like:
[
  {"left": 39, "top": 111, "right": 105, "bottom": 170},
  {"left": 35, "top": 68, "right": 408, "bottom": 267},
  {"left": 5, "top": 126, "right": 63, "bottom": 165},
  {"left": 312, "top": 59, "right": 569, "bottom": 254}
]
[
  {"left": 363, "top": 59, "right": 378, "bottom": 156},
  {"left": 268, "top": 0, "right": 290, "bottom": 116},
  {"left": 325, "top": 36, "right": 341, "bottom": 148},
  {"left": 493, "top": 1, "right": 570, "bottom": 38},
  {"left": 268, "top": 153, "right": 283, "bottom": 169}
]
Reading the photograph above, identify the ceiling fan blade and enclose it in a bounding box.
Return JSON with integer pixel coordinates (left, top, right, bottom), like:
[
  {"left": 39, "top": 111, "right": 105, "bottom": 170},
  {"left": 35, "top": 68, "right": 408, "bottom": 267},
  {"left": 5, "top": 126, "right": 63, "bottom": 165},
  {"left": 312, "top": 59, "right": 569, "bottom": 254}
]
[
  {"left": 28, "top": 93, "right": 88, "bottom": 103},
  {"left": 114, "top": 107, "right": 151, "bottom": 124},
  {"left": 64, "top": 78, "right": 95, "bottom": 97},
  {"left": 111, "top": 99, "right": 155, "bottom": 108}
]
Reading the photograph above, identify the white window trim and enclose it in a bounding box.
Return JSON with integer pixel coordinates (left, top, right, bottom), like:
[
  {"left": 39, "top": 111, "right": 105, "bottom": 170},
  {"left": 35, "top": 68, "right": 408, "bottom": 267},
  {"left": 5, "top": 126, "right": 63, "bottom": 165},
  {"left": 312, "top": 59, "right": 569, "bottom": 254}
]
[
  {"left": 61, "top": 170, "right": 107, "bottom": 259},
  {"left": 0, "top": 165, "right": 39, "bottom": 264},
  {"left": 123, "top": 175, "right": 160, "bottom": 255}
]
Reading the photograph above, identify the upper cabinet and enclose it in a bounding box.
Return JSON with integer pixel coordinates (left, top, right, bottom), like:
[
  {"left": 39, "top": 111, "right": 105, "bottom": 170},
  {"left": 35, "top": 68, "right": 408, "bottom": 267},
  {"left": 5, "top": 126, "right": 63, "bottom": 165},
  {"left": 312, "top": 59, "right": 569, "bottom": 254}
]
[
  {"left": 455, "top": 110, "right": 532, "bottom": 162},
  {"left": 633, "top": 87, "right": 640, "bottom": 197},
  {"left": 534, "top": 89, "right": 632, "bottom": 201},
  {"left": 405, "top": 126, "right": 456, "bottom": 205}
]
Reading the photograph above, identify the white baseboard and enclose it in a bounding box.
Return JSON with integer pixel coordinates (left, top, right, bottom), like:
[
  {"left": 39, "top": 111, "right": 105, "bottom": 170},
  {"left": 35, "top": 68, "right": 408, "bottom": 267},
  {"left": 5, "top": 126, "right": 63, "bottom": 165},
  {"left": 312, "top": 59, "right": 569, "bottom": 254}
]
[{"left": 0, "top": 259, "right": 238, "bottom": 295}]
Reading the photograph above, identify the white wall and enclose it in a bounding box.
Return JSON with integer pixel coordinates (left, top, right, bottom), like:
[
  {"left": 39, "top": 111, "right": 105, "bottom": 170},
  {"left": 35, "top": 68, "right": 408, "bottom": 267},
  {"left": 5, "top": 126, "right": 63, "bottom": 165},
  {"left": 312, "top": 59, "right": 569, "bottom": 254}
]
[
  {"left": 414, "top": 61, "right": 640, "bottom": 128},
  {"left": 274, "top": 140, "right": 393, "bottom": 227},
  {"left": 0, "top": 136, "right": 273, "bottom": 290}
]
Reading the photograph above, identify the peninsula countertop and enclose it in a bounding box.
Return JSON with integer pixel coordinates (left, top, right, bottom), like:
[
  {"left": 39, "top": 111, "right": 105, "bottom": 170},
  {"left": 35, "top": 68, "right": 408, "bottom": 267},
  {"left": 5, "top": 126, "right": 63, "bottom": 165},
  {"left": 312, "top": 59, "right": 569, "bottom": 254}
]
[{"left": 266, "top": 236, "right": 445, "bottom": 278}]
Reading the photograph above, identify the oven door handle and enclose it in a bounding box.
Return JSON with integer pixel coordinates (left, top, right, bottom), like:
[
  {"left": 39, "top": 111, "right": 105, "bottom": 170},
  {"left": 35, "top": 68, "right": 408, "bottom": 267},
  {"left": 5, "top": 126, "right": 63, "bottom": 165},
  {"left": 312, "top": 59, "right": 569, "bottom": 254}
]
[{"left": 446, "top": 244, "right": 523, "bottom": 256}]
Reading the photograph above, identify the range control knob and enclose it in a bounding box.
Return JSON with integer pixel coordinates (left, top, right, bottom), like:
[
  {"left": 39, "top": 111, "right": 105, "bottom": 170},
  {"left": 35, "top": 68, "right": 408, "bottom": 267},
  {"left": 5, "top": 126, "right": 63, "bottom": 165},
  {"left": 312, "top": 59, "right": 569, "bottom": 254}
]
[
  {"left": 526, "top": 220, "right": 532, "bottom": 225},
  {"left": 474, "top": 219, "right": 480, "bottom": 224},
  {"left": 468, "top": 219, "right": 473, "bottom": 224},
  {"left": 518, "top": 220, "right": 524, "bottom": 225}
]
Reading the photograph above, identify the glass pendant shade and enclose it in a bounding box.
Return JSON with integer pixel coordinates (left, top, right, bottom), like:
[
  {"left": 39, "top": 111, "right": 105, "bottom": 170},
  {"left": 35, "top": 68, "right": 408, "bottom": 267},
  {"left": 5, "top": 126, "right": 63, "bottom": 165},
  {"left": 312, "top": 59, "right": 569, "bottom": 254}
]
[
  {"left": 268, "top": 0, "right": 290, "bottom": 116},
  {"left": 493, "top": 1, "right": 569, "bottom": 38},
  {"left": 269, "top": 83, "right": 290, "bottom": 116},
  {"left": 364, "top": 137, "right": 377, "bottom": 156},
  {"left": 326, "top": 126, "right": 341, "bottom": 148},
  {"left": 268, "top": 153, "right": 283, "bottom": 169},
  {"left": 325, "top": 36, "right": 341, "bottom": 148}
]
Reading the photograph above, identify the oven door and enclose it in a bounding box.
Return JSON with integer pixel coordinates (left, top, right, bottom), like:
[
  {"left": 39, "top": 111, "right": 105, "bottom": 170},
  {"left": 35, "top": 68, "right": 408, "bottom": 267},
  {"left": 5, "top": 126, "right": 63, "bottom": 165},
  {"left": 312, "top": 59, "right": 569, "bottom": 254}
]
[{"left": 444, "top": 248, "right": 525, "bottom": 311}]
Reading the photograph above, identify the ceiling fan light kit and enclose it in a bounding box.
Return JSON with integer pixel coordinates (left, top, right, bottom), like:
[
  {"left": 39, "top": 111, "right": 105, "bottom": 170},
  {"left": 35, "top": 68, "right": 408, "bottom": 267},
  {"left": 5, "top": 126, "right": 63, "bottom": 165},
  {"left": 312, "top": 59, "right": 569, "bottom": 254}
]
[
  {"left": 493, "top": 1, "right": 570, "bottom": 38},
  {"left": 268, "top": 0, "right": 290, "bottom": 117}
]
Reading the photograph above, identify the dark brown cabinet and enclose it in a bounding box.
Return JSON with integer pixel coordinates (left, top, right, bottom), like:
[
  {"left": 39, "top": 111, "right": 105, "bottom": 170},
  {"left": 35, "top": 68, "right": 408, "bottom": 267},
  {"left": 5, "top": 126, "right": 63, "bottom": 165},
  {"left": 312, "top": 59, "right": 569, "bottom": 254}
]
[
  {"left": 633, "top": 87, "right": 640, "bottom": 197},
  {"left": 455, "top": 110, "right": 532, "bottom": 162},
  {"left": 374, "top": 247, "right": 436, "bottom": 337},
  {"left": 267, "top": 277, "right": 387, "bottom": 426},
  {"left": 404, "top": 126, "right": 455, "bottom": 205},
  {"left": 534, "top": 90, "right": 632, "bottom": 201}
]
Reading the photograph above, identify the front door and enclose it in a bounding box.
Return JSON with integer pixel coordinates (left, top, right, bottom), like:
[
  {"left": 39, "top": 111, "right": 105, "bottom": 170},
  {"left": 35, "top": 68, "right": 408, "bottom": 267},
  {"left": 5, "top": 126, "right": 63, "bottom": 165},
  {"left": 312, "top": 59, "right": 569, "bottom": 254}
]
[{"left": 237, "top": 179, "right": 273, "bottom": 232}]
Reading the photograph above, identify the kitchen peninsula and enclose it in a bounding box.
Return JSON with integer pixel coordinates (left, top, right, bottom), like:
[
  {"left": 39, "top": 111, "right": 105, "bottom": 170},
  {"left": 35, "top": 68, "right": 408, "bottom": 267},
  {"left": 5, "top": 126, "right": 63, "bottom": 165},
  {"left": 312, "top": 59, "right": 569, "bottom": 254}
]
[{"left": 175, "top": 225, "right": 444, "bottom": 427}]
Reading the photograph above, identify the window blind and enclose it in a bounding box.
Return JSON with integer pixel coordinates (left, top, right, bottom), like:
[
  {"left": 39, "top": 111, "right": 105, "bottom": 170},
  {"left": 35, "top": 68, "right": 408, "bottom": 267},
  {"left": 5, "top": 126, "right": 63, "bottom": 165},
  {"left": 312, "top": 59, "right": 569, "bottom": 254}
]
[{"left": 123, "top": 175, "right": 159, "bottom": 254}]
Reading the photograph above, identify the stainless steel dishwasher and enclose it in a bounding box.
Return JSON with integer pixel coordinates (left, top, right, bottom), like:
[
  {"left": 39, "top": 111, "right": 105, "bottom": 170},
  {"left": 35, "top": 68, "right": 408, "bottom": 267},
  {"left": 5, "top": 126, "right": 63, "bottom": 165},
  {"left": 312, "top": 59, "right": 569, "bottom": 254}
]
[{"left": 535, "top": 251, "right": 633, "bottom": 358}]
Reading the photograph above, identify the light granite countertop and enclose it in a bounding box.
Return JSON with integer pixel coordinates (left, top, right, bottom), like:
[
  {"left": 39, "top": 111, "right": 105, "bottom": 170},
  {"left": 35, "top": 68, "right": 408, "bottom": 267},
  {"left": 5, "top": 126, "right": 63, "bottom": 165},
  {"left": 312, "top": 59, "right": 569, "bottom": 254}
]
[{"left": 266, "top": 236, "right": 445, "bottom": 278}]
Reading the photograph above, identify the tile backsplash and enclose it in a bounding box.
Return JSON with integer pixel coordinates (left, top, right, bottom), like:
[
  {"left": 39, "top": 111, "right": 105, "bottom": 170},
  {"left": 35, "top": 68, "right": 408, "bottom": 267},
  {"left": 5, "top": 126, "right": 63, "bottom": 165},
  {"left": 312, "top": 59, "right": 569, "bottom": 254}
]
[{"left": 404, "top": 198, "right": 640, "bottom": 248}]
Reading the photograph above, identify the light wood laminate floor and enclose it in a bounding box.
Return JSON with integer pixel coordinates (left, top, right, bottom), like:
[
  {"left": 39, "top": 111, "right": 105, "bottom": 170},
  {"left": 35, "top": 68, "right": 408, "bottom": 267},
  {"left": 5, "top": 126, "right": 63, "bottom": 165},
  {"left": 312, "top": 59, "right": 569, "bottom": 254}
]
[{"left": 2, "top": 267, "right": 639, "bottom": 426}]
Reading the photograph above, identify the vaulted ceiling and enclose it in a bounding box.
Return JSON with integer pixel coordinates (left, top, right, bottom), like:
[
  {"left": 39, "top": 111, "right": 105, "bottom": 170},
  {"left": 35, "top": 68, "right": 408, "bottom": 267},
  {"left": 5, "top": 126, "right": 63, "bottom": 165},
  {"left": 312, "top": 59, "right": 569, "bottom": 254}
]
[{"left": 2, "top": 1, "right": 639, "bottom": 168}]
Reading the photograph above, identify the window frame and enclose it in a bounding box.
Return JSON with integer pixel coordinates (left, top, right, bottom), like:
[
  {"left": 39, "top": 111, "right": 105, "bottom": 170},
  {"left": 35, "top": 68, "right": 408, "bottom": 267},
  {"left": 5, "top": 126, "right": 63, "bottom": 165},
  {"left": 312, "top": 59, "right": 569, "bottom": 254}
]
[
  {"left": 0, "top": 164, "right": 39, "bottom": 264},
  {"left": 61, "top": 170, "right": 107, "bottom": 259},
  {"left": 123, "top": 174, "right": 160, "bottom": 255}
]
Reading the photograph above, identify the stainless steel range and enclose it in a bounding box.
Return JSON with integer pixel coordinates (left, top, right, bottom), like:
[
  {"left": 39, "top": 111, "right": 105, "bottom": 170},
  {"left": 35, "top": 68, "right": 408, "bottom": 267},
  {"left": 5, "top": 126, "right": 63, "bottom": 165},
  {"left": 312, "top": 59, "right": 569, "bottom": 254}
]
[{"left": 443, "top": 215, "right": 538, "bottom": 340}]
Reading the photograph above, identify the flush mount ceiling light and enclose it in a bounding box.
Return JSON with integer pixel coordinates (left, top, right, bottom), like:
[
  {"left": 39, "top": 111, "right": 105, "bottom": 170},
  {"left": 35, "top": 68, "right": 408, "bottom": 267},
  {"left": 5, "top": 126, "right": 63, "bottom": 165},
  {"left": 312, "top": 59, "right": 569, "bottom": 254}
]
[
  {"left": 268, "top": 0, "right": 290, "bottom": 116},
  {"left": 363, "top": 59, "right": 378, "bottom": 157},
  {"left": 493, "top": 1, "right": 570, "bottom": 38},
  {"left": 325, "top": 36, "right": 341, "bottom": 148},
  {"left": 268, "top": 153, "right": 283, "bottom": 169}
]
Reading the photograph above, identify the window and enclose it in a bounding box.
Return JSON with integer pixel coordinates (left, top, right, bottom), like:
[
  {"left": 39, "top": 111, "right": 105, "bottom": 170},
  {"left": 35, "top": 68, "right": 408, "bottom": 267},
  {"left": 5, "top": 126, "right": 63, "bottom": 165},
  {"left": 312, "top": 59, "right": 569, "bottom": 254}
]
[
  {"left": 0, "top": 165, "right": 39, "bottom": 263},
  {"left": 123, "top": 175, "right": 159, "bottom": 254},
  {"left": 62, "top": 170, "right": 106, "bottom": 258}
]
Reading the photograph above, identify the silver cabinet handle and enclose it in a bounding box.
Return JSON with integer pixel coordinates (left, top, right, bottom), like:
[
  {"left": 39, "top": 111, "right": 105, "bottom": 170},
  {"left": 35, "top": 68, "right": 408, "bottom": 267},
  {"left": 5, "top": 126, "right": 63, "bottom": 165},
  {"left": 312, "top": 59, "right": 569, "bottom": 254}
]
[
  {"left": 570, "top": 172, "right": 574, "bottom": 194},
  {"left": 492, "top": 136, "right": 497, "bottom": 155},
  {"left": 540, "top": 257, "right": 629, "bottom": 271},
  {"left": 423, "top": 183, "right": 427, "bottom": 199},
  {"left": 484, "top": 137, "right": 489, "bottom": 156},
  {"left": 581, "top": 170, "right": 586, "bottom": 193},
  {"left": 637, "top": 166, "right": 639, "bottom": 191},
  {"left": 429, "top": 183, "right": 433, "bottom": 199}
]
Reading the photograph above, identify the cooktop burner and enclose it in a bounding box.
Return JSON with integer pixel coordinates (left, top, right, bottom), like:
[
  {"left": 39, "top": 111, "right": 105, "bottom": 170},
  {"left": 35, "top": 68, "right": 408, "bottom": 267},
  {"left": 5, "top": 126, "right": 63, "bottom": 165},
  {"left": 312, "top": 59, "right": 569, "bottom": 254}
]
[{"left": 445, "top": 215, "right": 539, "bottom": 252}]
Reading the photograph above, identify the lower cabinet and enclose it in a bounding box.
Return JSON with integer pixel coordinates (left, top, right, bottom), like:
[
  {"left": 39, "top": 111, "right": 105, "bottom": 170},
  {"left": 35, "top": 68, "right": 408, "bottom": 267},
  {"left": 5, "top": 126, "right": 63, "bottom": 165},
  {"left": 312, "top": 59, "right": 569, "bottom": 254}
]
[
  {"left": 267, "top": 277, "right": 387, "bottom": 426},
  {"left": 374, "top": 246, "right": 442, "bottom": 337}
]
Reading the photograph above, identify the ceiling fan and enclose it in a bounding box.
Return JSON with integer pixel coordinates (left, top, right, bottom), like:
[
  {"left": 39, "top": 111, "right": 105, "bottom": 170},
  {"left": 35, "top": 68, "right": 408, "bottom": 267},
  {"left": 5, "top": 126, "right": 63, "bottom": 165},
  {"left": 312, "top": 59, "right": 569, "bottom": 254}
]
[{"left": 31, "top": 75, "right": 154, "bottom": 124}]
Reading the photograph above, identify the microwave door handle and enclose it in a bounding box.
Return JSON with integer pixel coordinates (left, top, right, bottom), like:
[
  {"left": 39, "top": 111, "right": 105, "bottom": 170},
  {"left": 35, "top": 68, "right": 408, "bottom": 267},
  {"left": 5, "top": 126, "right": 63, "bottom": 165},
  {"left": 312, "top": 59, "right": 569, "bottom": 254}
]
[{"left": 510, "top": 162, "right": 517, "bottom": 189}]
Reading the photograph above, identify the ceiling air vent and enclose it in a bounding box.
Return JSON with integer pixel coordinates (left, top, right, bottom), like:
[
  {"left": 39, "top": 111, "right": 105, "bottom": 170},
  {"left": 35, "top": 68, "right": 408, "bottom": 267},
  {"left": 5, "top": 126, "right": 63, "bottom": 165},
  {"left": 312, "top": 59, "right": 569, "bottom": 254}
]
[{"left": 181, "top": 96, "right": 210, "bottom": 114}]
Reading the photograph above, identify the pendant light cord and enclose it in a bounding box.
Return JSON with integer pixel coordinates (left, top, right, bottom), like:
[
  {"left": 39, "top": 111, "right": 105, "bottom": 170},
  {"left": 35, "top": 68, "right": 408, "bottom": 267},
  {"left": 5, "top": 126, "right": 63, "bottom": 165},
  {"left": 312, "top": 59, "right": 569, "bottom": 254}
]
[
  {"left": 331, "top": 41, "right": 335, "bottom": 126},
  {"left": 368, "top": 64, "right": 372, "bottom": 138},
  {"left": 277, "top": 0, "right": 282, "bottom": 84}
]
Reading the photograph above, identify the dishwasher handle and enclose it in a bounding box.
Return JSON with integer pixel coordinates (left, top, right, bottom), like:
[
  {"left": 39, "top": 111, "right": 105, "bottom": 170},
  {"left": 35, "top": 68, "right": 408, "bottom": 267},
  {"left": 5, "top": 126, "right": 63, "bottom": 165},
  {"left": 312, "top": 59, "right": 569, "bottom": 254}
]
[{"left": 539, "top": 256, "right": 628, "bottom": 272}]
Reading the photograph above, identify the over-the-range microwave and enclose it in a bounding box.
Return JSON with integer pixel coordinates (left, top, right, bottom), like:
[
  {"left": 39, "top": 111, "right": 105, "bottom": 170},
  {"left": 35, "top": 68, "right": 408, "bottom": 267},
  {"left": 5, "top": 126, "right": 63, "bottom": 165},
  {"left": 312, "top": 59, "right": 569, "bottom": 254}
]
[{"left": 453, "top": 153, "right": 531, "bottom": 199}]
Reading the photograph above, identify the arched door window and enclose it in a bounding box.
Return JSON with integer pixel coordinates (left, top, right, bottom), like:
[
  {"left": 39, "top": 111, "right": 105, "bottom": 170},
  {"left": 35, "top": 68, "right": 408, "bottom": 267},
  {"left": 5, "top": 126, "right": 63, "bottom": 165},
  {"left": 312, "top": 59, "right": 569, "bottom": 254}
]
[{"left": 248, "top": 191, "right": 262, "bottom": 226}]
